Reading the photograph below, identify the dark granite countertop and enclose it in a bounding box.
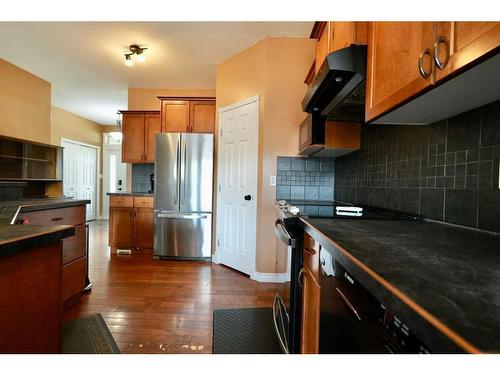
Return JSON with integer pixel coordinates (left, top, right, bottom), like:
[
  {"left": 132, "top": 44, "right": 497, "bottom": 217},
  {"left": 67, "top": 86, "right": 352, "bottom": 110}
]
[
  {"left": 0, "top": 224, "right": 75, "bottom": 257},
  {"left": 107, "top": 192, "right": 153, "bottom": 197},
  {"left": 300, "top": 216, "right": 500, "bottom": 353},
  {"left": 0, "top": 197, "right": 90, "bottom": 224},
  {"left": 0, "top": 197, "right": 87, "bottom": 257}
]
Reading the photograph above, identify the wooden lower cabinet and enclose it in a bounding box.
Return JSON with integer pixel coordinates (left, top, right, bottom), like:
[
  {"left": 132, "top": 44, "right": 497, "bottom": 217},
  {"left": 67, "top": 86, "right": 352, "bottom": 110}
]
[
  {"left": 62, "top": 257, "right": 87, "bottom": 302},
  {"left": 109, "top": 195, "right": 153, "bottom": 251},
  {"left": 301, "top": 264, "right": 321, "bottom": 354},
  {"left": 0, "top": 241, "right": 62, "bottom": 353},
  {"left": 17, "top": 205, "right": 88, "bottom": 305},
  {"left": 134, "top": 208, "right": 154, "bottom": 249},
  {"left": 109, "top": 207, "right": 134, "bottom": 249}
]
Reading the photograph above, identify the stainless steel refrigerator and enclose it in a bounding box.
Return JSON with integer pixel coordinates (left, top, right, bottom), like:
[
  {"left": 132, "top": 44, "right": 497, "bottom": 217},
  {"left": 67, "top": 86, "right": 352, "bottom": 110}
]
[{"left": 153, "top": 133, "right": 214, "bottom": 259}]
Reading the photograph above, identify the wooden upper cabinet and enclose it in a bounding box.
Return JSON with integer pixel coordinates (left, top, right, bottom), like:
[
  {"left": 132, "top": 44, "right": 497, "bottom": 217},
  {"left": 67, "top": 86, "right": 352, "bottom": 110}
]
[
  {"left": 144, "top": 113, "right": 161, "bottom": 163},
  {"left": 159, "top": 97, "right": 216, "bottom": 134},
  {"left": 313, "top": 22, "right": 330, "bottom": 74},
  {"left": 434, "top": 22, "right": 500, "bottom": 83},
  {"left": 190, "top": 100, "right": 215, "bottom": 133},
  {"left": 330, "top": 21, "right": 368, "bottom": 52},
  {"left": 365, "top": 22, "right": 436, "bottom": 122},
  {"left": 122, "top": 113, "right": 145, "bottom": 163},
  {"left": 161, "top": 100, "right": 190, "bottom": 133}
]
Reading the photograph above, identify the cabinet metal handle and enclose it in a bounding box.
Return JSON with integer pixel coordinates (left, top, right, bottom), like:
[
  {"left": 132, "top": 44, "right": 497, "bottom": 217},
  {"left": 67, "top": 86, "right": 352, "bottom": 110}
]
[
  {"left": 336, "top": 287, "right": 362, "bottom": 321},
  {"left": 51, "top": 217, "right": 63, "bottom": 221},
  {"left": 298, "top": 268, "right": 305, "bottom": 288},
  {"left": 433, "top": 36, "right": 449, "bottom": 70},
  {"left": 418, "top": 48, "right": 432, "bottom": 79}
]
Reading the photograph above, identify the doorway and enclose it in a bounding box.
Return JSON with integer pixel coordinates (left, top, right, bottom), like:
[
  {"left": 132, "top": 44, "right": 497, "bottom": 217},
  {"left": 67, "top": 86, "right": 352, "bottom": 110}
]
[
  {"left": 216, "top": 96, "right": 259, "bottom": 277},
  {"left": 102, "top": 132, "right": 127, "bottom": 219},
  {"left": 61, "top": 139, "right": 99, "bottom": 221}
]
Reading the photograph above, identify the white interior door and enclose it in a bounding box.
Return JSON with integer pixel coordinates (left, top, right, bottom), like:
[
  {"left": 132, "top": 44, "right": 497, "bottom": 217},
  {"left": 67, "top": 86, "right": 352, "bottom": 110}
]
[
  {"left": 102, "top": 146, "right": 127, "bottom": 219},
  {"left": 62, "top": 140, "right": 98, "bottom": 221},
  {"left": 216, "top": 96, "right": 259, "bottom": 276}
]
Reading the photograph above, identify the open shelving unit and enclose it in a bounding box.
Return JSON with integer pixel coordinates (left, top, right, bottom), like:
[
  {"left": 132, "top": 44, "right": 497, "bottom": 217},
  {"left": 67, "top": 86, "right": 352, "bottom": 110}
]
[{"left": 0, "top": 135, "right": 63, "bottom": 181}]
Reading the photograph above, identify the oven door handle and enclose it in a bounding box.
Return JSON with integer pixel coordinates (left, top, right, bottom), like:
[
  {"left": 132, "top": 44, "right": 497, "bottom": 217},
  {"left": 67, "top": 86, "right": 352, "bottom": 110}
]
[
  {"left": 272, "top": 292, "right": 289, "bottom": 354},
  {"left": 274, "top": 220, "right": 296, "bottom": 248}
]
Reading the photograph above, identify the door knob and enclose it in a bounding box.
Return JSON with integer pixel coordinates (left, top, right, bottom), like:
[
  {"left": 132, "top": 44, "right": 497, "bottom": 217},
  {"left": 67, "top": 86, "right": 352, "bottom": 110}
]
[{"left": 244, "top": 195, "right": 252, "bottom": 201}]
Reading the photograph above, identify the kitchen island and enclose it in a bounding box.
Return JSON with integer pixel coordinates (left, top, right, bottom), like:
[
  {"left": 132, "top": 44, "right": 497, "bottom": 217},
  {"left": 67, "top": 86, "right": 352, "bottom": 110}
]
[
  {"left": 300, "top": 216, "right": 500, "bottom": 353},
  {"left": 0, "top": 218, "right": 75, "bottom": 353}
]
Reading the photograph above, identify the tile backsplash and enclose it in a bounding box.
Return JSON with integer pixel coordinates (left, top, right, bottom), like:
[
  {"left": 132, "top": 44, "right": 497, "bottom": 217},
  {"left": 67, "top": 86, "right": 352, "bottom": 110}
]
[
  {"left": 335, "top": 99, "right": 500, "bottom": 233},
  {"left": 131, "top": 164, "right": 154, "bottom": 193},
  {"left": 276, "top": 157, "right": 335, "bottom": 206}
]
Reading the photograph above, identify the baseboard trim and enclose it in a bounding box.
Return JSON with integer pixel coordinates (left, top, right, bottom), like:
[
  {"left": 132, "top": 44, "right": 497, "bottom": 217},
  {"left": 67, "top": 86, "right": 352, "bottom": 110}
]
[{"left": 251, "top": 271, "right": 289, "bottom": 283}]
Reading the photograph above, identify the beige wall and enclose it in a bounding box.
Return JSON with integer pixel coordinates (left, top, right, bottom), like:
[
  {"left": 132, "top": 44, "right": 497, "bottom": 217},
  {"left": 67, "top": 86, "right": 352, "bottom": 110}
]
[
  {"left": 50, "top": 106, "right": 103, "bottom": 146},
  {"left": 128, "top": 88, "right": 216, "bottom": 111},
  {"left": 0, "top": 58, "right": 51, "bottom": 144},
  {"left": 216, "top": 37, "right": 315, "bottom": 274}
]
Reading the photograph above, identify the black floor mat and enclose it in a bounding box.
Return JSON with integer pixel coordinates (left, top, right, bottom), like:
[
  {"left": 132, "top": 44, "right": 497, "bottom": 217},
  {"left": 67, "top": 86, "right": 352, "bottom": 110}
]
[
  {"left": 212, "top": 308, "right": 282, "bottom": 354},
  {"left": 62, "top": 313, "right": 120, "bottom": 354}
]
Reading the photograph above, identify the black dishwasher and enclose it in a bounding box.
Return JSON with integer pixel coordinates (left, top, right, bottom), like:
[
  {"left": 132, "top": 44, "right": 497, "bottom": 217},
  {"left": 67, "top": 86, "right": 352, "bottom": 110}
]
[{"left": 319, "top": 252, "right": 431, "bottom": 354}]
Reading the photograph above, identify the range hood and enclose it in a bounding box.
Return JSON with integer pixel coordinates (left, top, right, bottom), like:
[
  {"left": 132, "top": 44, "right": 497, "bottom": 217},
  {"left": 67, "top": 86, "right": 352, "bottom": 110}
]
[{"left": 302, "top": 44, "right": 367, "bottom": 122}]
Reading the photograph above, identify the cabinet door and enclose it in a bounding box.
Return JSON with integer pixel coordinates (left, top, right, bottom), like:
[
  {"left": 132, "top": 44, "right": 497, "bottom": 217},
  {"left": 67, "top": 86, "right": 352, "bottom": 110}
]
[
  {"left": 144, "top": 113, "right": 161, "bottom": 162},
  {"left": 316, "top": 22, "right": 330, "bottom": 74},
  {"left": 330, "top": 22, "right": 368, "bottom": 52},
  {"left": 365, "top": 22, "right": 435, "bottom": 122},
  {"left": 189, "top": 101, "right": 215, "bottom": 133},
  {"left": 434, "top": 22, "right": 500, "bottom": 83},
  {"left": 162, "top": 101, "right": 190, "bottom": 133},
  {"left": 301, "top": 265, "right": 320, "bottom": 354},
  {"left": 122, "top": 114, "right": 145, "bottom": 162},
  {"left": 109, "top": 207, "right": 134, "bottom": 249},
  {"left": 134, "top": 208, "right": 153, "bottom": 249}
]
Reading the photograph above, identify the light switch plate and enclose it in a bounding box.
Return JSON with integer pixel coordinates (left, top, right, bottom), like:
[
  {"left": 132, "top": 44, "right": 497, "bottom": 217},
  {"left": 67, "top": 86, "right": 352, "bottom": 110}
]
[{"left": 270, "top": 175, "right": 276, "bottom": 186}]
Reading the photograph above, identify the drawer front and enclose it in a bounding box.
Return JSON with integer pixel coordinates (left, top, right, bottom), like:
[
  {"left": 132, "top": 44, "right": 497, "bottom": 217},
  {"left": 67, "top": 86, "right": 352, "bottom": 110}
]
[
  {"left": 62, "top": 224, "right": 86, "bottom": 264},
  {"left": 62, "top": 257, "right": 86, "bottom": 302},
  {"left": 133, "top": 196, "right": 153, "bottom": 208},
  {"left": 110, "top": 195, "right": 133, "bottom": 207},
  {"left": 21, "top": 205, "right": 86, "bottom": 226},
  {"left": 303, "top": 233, "right": 320, "bottom": 282}
]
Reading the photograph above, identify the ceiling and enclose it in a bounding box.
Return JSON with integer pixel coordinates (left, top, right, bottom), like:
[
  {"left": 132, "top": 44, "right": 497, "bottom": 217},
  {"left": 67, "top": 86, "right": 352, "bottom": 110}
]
[{"left": 0, "top": 22, "right": 313, "bottom": 125}]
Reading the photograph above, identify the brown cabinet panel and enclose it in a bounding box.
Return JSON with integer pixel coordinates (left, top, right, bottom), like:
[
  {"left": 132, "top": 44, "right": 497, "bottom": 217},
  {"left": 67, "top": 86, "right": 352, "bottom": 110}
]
[
  {"left": 301, "top": 265, "right": 321, "bottom": 354},
  {"left": 316, "top": 22, "right": 330, "bottom": 73},
  {"left": 303, "top": 233, "right": 320, "bottom": 282},
  {"left": 134, "top": 208, "right": 153, "bottom": 249},
  {"left": 109, "top": 207, "right": 134, "bottom": 249},
  {"left": 110, "top": 195, "right": 133, "bottom": 208},
  {"left": 434, "top": 22, "right": 500, "bottom": 82},
  {"left": 330, "top": 21, "right": 368, "bottom": 52},
  {"left": 133, "top": 196, "right": 153, "bottom": 208},
  {"left": 162, "top": 101, "right": 190, "bottom": 133},
  {"left": 62, "top": 257, "right": 86, "bottom": 303},
  {"left": 122, "top": 113, "right": 145, "bottom": 163},
  {"left": 365, "top": 22, "right": 435, "bottom": 122},
  {"left": 20, "top": 205, "right": 86, "bottom": 226},
  {"left": 62, "top": 223, "right": 86, "bottom": 264},
  {"left": 189, "top": 101, "right": 215, "bottom": 133},
  {"left": 0, "top": 242, "right": 62, "bottom": 353},
  {"left": 144, "top": 113, "right": 161, "bottom": 162}
]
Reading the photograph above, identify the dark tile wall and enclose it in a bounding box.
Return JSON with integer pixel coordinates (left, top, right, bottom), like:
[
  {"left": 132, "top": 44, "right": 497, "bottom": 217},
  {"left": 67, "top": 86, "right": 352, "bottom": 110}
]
[
  {"left": 335, "top": 100, "right": 500, "bottom": 232},
  {"left": 276, "top": 157, "right": 335, "bottom": 215},
  {"left": 0, "top": 185, "right": 24, "bottom": 201},
  {"left": 131, "top": 164, "right": 154, "bottom": 193}
]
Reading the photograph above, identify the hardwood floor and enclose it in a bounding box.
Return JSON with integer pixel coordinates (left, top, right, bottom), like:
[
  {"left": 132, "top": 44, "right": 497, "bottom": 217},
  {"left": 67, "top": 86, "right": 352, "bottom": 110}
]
[{"left": 63, "top": 220, "right": 283, "bottom": 354}]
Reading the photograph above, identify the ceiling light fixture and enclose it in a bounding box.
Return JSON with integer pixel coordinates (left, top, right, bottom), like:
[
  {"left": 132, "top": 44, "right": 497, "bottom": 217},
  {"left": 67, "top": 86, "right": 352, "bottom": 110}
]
[{"left": 124, "top": 44, "right": 147, "bottom": 66}]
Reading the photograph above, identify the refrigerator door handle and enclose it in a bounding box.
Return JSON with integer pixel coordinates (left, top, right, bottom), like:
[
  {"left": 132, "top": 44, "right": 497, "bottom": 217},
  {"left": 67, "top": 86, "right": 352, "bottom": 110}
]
[
  {"left": 157, "top": 213, "right": 208, "bottom": 220},
  {"left": 181, "top": 137, "right": 187, "bottom": 206},
  {"left": 174, "top": 139, "right": 180, "bottom": 205}
]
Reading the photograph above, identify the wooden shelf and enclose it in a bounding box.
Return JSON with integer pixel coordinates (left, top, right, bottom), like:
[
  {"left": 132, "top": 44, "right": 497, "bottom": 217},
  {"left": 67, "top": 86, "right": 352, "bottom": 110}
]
[{"left": 0, "top": 154, "right": 50, "bottom": 163}]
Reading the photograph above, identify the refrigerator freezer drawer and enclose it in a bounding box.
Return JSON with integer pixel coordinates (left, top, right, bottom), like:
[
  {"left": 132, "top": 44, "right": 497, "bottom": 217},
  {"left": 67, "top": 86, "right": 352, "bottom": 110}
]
[{"left": 154, "top": 212, "right": 212, "bottom": 258}]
